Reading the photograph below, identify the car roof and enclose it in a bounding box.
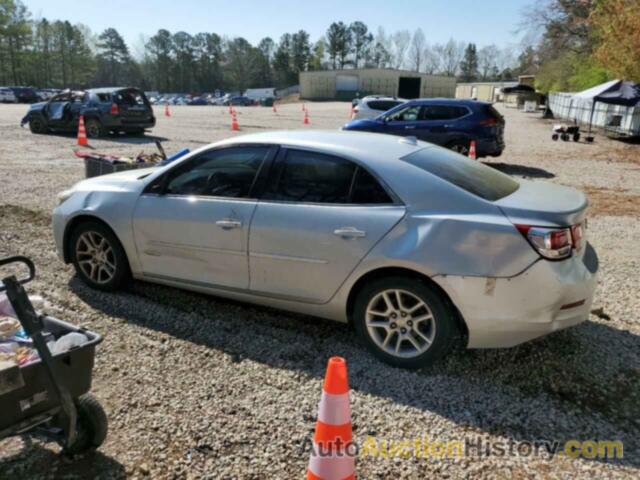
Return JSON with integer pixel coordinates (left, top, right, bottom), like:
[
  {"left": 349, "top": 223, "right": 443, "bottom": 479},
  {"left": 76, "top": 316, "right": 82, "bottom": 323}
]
[{"left": 408, "top": 98, "right": 489, "bottom": 108}]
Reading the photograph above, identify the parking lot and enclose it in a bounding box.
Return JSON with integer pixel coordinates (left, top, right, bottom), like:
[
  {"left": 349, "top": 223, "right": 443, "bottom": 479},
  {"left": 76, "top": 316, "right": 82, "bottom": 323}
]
[{"left": 0, "top": 102, "right": 639, "bottom": 478}]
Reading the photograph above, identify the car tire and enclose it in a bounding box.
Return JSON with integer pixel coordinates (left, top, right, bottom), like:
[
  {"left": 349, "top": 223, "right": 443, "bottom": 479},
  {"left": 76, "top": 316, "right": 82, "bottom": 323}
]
[
  {"left": 69, "top": 220, "right": 130, "bottom": 291},
  {"left": 85, "top": 118, "right": 105, "bottom": 138},
  {"left": 447, "top": 141, "right": 470, "bottom": 156},
  {"left": 353, "top": 276, "right": 457, "bottom": 369},
  {"left": 28, "top": 116, "right": 46, "bottom": 134}
]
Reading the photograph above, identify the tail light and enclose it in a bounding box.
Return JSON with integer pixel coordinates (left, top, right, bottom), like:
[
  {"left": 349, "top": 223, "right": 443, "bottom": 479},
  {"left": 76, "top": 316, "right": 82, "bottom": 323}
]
[
  {"left": 515, "top": 224, "right": 573, "bottom": 260},
  {"left": 479, "top": 117, "right": 498, "bottom": 127},
  {"left": 110, "top": 103, "right": 119, "bottom": 115}
]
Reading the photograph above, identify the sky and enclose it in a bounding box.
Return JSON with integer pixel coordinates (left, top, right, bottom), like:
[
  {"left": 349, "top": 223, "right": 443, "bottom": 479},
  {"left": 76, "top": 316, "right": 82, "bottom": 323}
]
[{"left": 25, "top": 0, "right": 532, "bottom": 55}]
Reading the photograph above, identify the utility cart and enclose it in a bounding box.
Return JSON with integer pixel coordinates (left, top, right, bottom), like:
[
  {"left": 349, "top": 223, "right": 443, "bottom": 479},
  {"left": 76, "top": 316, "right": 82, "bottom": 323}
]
[{"left": 0, "top": 256, "right": 107, "bottom": 455}]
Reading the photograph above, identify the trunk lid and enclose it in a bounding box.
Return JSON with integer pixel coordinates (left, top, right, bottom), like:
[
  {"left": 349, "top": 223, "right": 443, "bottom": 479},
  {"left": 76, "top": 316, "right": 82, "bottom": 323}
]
[{"left": 494, "top": 179, "right": 588, "bottom": 227}]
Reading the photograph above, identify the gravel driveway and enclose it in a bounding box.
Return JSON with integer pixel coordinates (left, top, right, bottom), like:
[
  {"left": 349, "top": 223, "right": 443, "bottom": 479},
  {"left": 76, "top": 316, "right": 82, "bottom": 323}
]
[{"left": 0, "top": 103, "right": 638, "bottom": 479}]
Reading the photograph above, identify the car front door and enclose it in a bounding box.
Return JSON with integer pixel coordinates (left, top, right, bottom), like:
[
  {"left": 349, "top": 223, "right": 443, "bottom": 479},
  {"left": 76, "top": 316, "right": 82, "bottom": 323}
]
[
  {"left": 132, "top": 145, "right": 275, "bottom": 290},
  {"left": 383, "top": 104, "right": 424, "bottom": 139},
  {"left": 248, "top": 148, "right": 406, "bottom": 303}
]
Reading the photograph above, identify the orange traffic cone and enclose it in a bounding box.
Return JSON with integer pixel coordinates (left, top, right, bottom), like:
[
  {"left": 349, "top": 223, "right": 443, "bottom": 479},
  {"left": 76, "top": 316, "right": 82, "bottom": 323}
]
[
  {"left": 303, "top": 109, "right": 310, "bottom": 125},
  {"left": 349, "top": 105, "right": 355, "bottom": 119},
  {"left": 231, "top": 111, "right": 239, "bottom": 131},
  {"left": 228, "top": 104, "right": 233, "bottom": 115},
  {"left": 468, "top": 140, "right": 477, "bottom": 160},
  {"left": 302, "top": 103, "right": 307, "bottom": 112},
  {"left": 164, "top": 104, "right": 171, "bottom": 117},
  {"left": 77, "top": 115, "right": 88, "bottom": 146},
  {"left": 272, "top": 103, "right": 277, "bottom": 113},
  {"left": 307, "top": 357, "right": 355, "bottom": 480}
]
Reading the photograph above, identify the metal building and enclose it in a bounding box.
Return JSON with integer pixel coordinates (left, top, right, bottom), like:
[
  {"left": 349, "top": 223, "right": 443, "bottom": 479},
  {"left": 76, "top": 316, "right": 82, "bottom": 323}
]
[
  {"left": 455, "top": 81, "right": 518, "bottom": 102},
  {"left": 299, "top": 69, "right": 456, "bottom": 101}
]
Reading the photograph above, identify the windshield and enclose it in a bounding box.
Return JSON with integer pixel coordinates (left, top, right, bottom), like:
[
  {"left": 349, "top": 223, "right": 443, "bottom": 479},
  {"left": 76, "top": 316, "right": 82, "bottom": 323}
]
[{"left": 401, "top": 148, "right": 519, "bottom": 201}]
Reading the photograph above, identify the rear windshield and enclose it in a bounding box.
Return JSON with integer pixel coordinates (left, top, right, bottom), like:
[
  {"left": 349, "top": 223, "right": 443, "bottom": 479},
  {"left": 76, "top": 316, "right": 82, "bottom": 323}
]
[
  {"left": 114, "top": 89, "right": 148, "bottom": 106},
  {"left": 401, "top": 148, "right": 519, "bottom": 201}
]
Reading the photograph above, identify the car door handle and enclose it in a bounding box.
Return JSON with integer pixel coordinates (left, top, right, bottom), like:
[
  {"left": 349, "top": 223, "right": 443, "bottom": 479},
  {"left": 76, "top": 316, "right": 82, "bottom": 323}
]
[
  {"left": 216, "top": 219, "right": 242, "bottom": 229},
  {"left": 334, "top": 227, "right": 366, "bottom": 238},
  {"left": 404, "top": 125, "right": 416, "bottom": 129}
]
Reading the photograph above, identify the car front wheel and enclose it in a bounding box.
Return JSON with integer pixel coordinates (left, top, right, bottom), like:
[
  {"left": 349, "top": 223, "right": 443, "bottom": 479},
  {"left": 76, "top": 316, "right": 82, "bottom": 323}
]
[
  {"left": 354, "top": 277, "right": 457, "bottom": 369},
  {"left": 69, "top": 221, "right": 129, "bottom": 291},
  {"left": 29, "top": 116, "right": 46, "bottom": 134}
]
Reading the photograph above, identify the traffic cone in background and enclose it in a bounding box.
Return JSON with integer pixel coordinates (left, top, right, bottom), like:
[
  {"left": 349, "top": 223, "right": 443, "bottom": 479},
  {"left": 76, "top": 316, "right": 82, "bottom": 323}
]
[
  {"left": 77, "top": 115, "right": 88, "bottom": 146},
  {"left": 302, "top": 103, "right": 306, "bottom": 112},
  {"left": 468, "top": 140, "right": 477, "bottom": 160},
  {"left": 303, "top": 109, "right": 310, "bottom": 125},
  {"left": 272, "top": 103, "right": 277, "bottom": 113},
  {"left": 228, "top": 104, "right": 233, "bottom": 115},
  {"left": 349, "top": 105, "right": 355, "bottom": 119},
  {"left": 307, "top": 357, "right": 355, "bottom": 480},
  {"left": 164, "top": 104, "right": 171, "bottom": 117},
  {"left": 231, "top": 111, "right": 239, "bottom": 131}
]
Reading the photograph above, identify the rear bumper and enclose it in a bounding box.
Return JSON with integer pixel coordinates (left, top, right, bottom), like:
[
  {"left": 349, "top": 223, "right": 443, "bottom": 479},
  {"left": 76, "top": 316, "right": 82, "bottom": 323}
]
[
  {"left": 476, "top": 137, "right": 504, "bottom": 157},
  {"left": 434, "top": 243, "right": 598, "bottom": 348}
]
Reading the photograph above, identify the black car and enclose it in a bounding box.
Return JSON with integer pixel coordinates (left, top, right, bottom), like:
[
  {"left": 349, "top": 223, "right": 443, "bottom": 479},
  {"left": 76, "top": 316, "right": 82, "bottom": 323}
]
[
  {"left": 21, "top": 87, "right": 155, "bottom": 137},
  {"left": 343, "top": 98, "right": 505, "bottom": 158},
  {"left": 224, "top": 96, "right": 254, "bottom": 106},
  {"left": 10, "top": 87, "right": 41, "bottom": 103}
]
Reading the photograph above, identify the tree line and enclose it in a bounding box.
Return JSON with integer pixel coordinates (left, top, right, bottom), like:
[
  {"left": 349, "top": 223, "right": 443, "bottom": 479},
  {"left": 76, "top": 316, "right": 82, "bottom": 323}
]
[
  {"left": 519, "top": 0, "right": 639, "bottom": 92},
  {"left": 3, "top": 0, "right": 637, "bottom": 94},
  {"left": 1, "top": 0, "right": 521, "bottom": 92}
]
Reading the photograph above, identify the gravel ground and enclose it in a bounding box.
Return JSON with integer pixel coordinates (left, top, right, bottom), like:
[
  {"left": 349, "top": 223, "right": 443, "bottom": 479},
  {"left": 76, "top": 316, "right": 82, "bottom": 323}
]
[{"left": 0, "top": 102, "right": 639, "bottom": 479}]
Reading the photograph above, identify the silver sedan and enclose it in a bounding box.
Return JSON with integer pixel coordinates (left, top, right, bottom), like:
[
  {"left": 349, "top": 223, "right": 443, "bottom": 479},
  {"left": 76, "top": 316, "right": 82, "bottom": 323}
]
[{"left": 53, "top": 131, "right": 598, "bottom": 368}]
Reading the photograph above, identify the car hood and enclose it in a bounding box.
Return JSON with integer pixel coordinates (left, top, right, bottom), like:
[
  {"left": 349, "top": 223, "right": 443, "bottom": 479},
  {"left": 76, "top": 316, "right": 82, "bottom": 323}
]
[
  {"left": 343, "top": 118, "right": 382, "bottom": 130},
  {"left": 74, "top": 167, "right": 157, "bottom": 192},
  {"left": 27, "top": 101, "right": 47, "bottom": 112},
  {"left": 494, "top": 179, "right": 588, "bottom": 227}
]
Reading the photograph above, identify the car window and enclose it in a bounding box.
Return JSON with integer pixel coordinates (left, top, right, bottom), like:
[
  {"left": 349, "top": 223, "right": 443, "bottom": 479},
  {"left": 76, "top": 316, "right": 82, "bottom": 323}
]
[
  {"left": 387, "top": 105, "right": 420, "bottom": 122},
  {"left": 114, "top": 90, "right": 147, "bottom": 106},
  {"left": 421, "top": 105, "right": 469, "bottom": 121},
  {"left": 401, "top": 148, "right": 519, "bottom": 201},
  {"left": 265, "top": 150, "right": 356, "bottom": 203},
  {"left": 96, "top": 93, "right": 111, "bottom": 103},
  {"left": 164, "top": 147, "right": 268, "bottom": 198},
  {"left": 350, "top": 168, "right": 393, "bottom": 204}
]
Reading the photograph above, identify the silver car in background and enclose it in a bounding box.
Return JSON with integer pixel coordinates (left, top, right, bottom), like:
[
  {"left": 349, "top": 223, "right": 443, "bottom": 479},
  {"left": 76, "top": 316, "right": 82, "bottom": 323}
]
[
  {"left": 352, "top": 96, "right": 406, "bottom": 120},
  {"left": 53, "top": 131, "right": 598, "bottom": 368}
]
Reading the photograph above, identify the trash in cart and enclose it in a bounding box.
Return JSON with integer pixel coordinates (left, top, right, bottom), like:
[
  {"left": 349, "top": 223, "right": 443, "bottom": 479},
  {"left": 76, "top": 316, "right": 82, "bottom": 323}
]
[
  {"left": 75, "top": 139, "right": 167, "bottom": 178},
  {"left": 0, "top": 256, "right": 107, "bottom": 455}
]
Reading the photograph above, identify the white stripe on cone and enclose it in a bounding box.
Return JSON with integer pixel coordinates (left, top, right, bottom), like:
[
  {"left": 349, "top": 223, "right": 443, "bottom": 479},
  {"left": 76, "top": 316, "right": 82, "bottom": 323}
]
[
  {"left": 308, "top": 443, "right": 355, "bottom": 479},
  {"left": 318, "top": 391, "right": 351, "bottom": 426}
]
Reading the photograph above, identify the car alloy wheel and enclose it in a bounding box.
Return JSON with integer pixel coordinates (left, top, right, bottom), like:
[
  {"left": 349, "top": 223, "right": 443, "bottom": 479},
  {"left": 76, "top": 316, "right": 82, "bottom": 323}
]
[
  {"left": 365, "top": 289, "right": 436, "bottom": 358},
  {"left": 85, "top": 119, "right": 104, "bottom": 138},
  {"left": 75, "top": 231, "right": 117, "bottom": 284}
]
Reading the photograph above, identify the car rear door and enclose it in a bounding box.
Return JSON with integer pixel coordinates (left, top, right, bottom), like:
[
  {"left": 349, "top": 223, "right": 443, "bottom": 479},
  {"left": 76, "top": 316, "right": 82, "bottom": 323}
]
[
  {"left": 248, "top": 148, "right": 405, "bottom": 303},
  {"left": 132, "top": 145, "right": 276, "bottom": 289}
]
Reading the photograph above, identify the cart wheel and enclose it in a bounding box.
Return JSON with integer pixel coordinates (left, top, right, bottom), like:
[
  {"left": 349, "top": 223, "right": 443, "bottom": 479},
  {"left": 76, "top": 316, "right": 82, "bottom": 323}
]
[
  {"left": 573, "top": 133, "right": 580, "bottom": 142},
  {"left": 64, "top": 394, "right": 108, "bottom": 455},
  {"left": 561, "top": 133, "right": 570, "bottom": 141},
  {"left": 551, "top": 133, "right": 559, "bottom": 141}
]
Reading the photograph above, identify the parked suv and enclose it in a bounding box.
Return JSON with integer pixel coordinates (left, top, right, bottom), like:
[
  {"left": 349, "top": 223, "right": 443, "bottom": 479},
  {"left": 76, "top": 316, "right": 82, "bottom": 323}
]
[
  {"left": 352, "top": 95, "right": 407, "bottom": 119},
  {"left": 21, "top": 87, "right": 155, "bottom": 137},
  {"left": 343, "top": 98, "right": 505, "bottom": 157}
]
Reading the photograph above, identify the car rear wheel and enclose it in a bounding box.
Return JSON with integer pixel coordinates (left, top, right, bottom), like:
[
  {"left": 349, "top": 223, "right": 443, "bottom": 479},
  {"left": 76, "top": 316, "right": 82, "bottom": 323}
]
[
  {"left": 85, "top": 118, "right": 105, "bottom": 138},
  {"left": 29, "top": 116, "right": 46, "bottom": 134},
  {"left": 354, "top": 277, "right": 457, "bottom": 369},
  {"left": 69, "top": 221, "right": 129, "bottom": 291}
]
